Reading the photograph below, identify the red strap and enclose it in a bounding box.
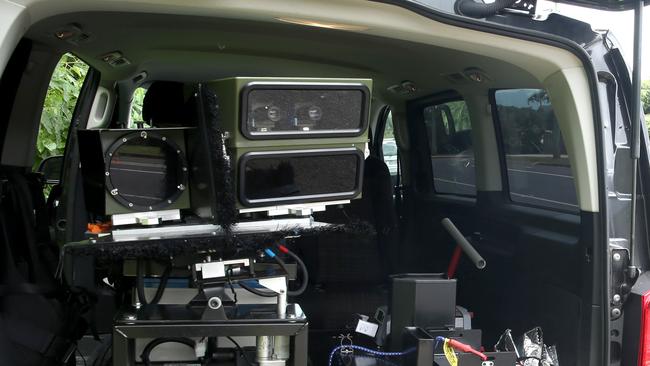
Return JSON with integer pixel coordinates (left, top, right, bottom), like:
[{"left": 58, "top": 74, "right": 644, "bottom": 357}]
[{"left": 447, "top": 245, "right": 463, "bottom": 279}]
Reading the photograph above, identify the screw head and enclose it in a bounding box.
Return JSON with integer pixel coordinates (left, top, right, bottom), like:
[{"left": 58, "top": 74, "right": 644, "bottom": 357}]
[
  {"left": 128, "top": 203, "right": 134, "bottom": 207},
  {"left": 613, "top": 294, "right": 621, "bottom": 303},
  {"left": 208, "top": 297, "right": 222, "bottom": 310},
  {"left": 110, "top": 188, "right": 118, "bottom": 196},
  {"left": 613, "top": 253, "right": 622, "bottom": 261},
  {"left": 611, "top": 308, "right": 621, "bottom": 317}
]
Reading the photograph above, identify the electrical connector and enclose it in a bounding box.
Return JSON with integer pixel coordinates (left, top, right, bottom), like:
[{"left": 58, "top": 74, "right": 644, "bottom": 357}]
[
  {"left": 264, "top": 248, "right": 276, "bottom": 258},
  {"left": 276, "top": 244, "right": 290, "bottom": 254},
  {"left": 436, "top": 336, "right": 488, "bottom": 361}
]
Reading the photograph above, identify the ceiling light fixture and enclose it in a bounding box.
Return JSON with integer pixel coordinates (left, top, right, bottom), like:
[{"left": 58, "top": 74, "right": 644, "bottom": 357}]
[
  {"left": 463, "top": 67, "right": 491, "bottom": 83},
  {"left": 275, "top": 17, "right": 368, "bottom": 31}
]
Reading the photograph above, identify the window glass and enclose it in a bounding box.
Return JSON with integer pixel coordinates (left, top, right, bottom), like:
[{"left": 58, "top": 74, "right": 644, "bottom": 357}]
[
  {"left": 381, "top": 111, "right": 398, "bottom": 177},
  {"left": 36, "top": 53, "right": 89, "bottom": 169},
  {"left": 423, "top": 100, "right": 475, "bottom": 195},
  {"left": 129, "top": 87, "right": 147, "bottom": 127},
  {"left": 494, "top": 89, "right": 578, "bottom": 211}
]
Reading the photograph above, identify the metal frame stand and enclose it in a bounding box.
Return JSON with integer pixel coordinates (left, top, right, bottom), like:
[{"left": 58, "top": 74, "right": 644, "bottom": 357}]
[{"left": 112, "top": 305, "right": 308, "bottom": 365}]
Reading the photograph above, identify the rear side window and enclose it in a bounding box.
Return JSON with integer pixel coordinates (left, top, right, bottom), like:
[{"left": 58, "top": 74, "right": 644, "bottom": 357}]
[
  {"left": 423, "top": 100, "right": 475, "bottom": 196},
  {"left": 381, "top": 110, "right": 399, "bottom": 178},
  {"left": 36, "top": 53, "right": 89, "bottom": 168},
  {"left": 129, "top": 86, "right": 147, "bottom": 126},
  {"left": 494, "top": 89, "right": 578, "bottom": 211}
]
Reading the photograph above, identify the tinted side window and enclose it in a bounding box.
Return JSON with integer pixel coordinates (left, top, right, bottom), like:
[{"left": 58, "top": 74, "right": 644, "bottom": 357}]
[
  {"left": 129, "top": 86, "right": 147, "bottom": 126},
  {"left": 423, "top": 100, "right": 475, "bottom": 196},
  {"left": 381, "top": 110, "right": 398, "bottom": 177},
  {"left": 494, "top": 89, "right": 578, "bottom": 211}
]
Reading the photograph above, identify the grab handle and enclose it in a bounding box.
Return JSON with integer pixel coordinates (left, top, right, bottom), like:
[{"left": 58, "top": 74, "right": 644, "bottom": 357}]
[{"left": 441, "top": 218, "right": 486, "bottom": 270}]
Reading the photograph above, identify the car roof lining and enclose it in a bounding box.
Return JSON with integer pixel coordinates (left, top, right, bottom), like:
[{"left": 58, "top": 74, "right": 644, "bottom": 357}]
[{"left": 24, "top": 11, "right": 542, "bottom": 100}]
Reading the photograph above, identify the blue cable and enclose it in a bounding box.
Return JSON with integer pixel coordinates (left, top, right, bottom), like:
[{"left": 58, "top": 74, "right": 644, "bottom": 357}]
[
  {"left": 435, "top": 336, "right": 446, "bottom": 349},
  {"left": 327, "top": 345, "right": 408, "bottom": 366}
]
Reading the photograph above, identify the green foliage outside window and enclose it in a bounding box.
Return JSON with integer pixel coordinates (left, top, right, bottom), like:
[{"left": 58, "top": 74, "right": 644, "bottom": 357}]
[
  {"left": 642, "top": 80, "right": 649, "bottom": 129},
  {"left": 130, "top": 87, "right": 147, "bottom": 124},
  {"left": 36, "top": 53, "right": 89, "bottom": 168}
]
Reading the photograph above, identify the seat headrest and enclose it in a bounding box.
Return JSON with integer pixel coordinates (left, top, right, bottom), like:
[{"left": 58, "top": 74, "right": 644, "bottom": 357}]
[{"left": 141, "top": 81, "right": 187, "bottom": 127}]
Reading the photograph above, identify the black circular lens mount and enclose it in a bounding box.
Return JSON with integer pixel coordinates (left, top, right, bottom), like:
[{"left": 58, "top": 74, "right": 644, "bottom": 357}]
[{"left": 104, "top": 131, "right": 188, "bottom": 212}]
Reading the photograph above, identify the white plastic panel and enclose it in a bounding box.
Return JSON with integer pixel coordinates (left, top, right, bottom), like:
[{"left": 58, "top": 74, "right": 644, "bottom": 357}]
[{"left": 87, "top": 85, "right": 113, "bottom": 129}]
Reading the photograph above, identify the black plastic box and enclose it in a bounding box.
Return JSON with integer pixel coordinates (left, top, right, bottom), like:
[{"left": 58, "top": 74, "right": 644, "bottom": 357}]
[{"left": 389, "top": 274, "right": 456, "bottom": 350}]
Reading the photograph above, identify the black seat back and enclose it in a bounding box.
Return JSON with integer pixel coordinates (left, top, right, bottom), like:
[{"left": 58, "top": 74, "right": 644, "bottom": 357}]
[
  {"left": 0, "top": 169, "right": 88, "bottom": 365},
  {"left": 297, "top": 155, "right": 399, "bottom": 331},
  {"left": 141, "top": 81, "right": 191, "bottom": 127}
]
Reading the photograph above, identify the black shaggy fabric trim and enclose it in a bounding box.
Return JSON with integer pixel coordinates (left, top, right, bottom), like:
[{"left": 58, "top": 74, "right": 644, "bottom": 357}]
[
  {"left": 199, "top": 86, "right": 237, "bottom": 237},
  {"left": 64, "top": 221, "right": 375, "bottom": 262}
]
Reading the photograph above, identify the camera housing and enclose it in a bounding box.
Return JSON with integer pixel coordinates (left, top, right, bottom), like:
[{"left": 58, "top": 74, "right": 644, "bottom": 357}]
[
  {"left": 78, "top": 128, "right": 192, "bottom": 216},
  {"left": 198, "top": 77, "right": 372, "bottom": 212}
]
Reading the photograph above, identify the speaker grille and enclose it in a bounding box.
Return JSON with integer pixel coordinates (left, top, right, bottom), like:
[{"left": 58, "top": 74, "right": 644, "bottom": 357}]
[
  {"left": 242, "top": 83, "right": 369, "bottom": 139},
  {"left": 240, "top": 148, "right": 363, "bottom": 206}
]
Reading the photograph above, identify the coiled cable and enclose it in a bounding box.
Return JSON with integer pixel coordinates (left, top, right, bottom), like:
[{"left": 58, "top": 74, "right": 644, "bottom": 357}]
[
  {"left": 140, "top": 337, "right": 195, "bottom": 366},
  {"left": 136, "top": 259, "right": 172, "bottom": 305},
  {"left": 238, "top": 281, "right": 277, "bottom": 297},
  {"left": 327, "top": 345, "right": 408, "bottom": 366},
  {"left": 276, "top": 244, "right": 309, "bottom": 296}
]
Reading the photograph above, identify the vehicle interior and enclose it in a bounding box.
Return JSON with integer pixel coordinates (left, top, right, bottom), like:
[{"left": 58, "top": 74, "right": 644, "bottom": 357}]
[{"left": 0, "top": 0, "right": 612, "bottom": 365}]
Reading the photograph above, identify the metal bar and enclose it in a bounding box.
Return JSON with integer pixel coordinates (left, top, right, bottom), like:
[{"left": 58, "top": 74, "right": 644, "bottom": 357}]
[
  {"left": 111, "top": 218, "right": 327, "bottom": 241},
  {"left": 113, "top": 320, "right": 308, "bottom": 364},
  {"left": 441, "top": 218, "right": 486, "bottom": 269},
  {"left": 631, "top": 0, "right": 644, "bottom": 160},
  {"left": 292, "top": 324, "right": 309, "bottom": 366},
  {"left": 256, "top": 335, "right": 273, "bottom": 362},
  {"left": 114, "top": 322, "right": 307, "bottom": 338},
  {"left": 112, "top": 327, "right": 135, "bottom": 366},
  {"left": 628, "top": 0, "right": 644, "bottom": 277}
]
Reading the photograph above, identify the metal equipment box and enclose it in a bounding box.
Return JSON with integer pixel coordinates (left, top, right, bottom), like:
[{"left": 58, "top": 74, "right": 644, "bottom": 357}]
[{"left": 194, "top": 77, "right": 372, "bottom": 212}]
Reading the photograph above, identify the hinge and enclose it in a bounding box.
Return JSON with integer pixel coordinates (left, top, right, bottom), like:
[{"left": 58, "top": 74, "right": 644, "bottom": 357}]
[{"left": 610, "top": 239, "right": 632, "bottom": 320}]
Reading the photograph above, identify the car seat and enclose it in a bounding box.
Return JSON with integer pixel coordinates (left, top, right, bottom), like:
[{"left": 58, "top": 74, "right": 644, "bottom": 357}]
[{"left": 295, "top": 154, "right": 400, "bottom": 363}]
